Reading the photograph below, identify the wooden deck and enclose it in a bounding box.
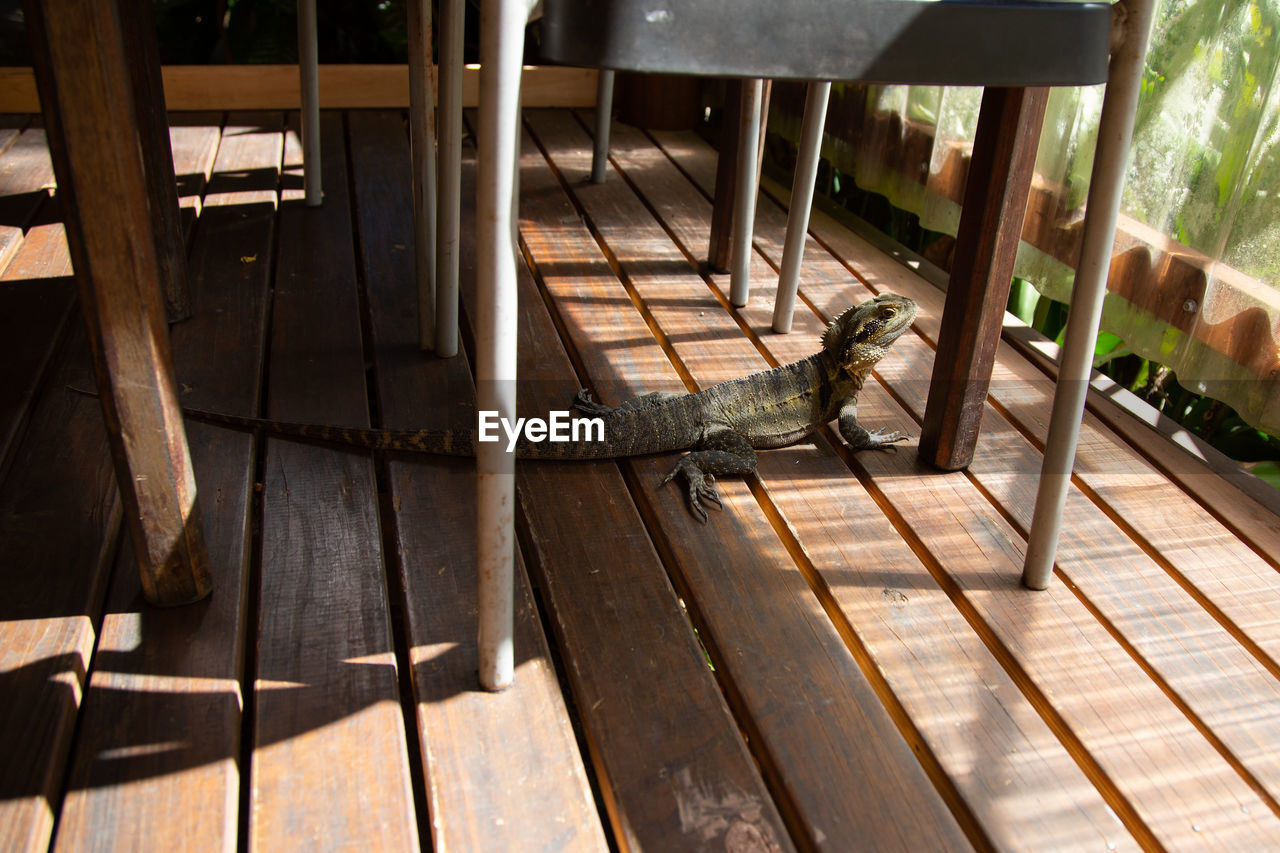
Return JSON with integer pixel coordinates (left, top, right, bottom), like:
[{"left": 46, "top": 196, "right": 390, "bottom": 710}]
[{"left": 4, "top": 107, "right": 1280, "bottom": 852}]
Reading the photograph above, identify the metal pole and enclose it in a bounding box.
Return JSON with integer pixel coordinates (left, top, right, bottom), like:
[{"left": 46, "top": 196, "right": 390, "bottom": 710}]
[
  {"left": 729, "top": 78, "right": 764, "bottom": 307},
  {"left": 476, "top": 0, "right": 533, "bottom": 691},
  {"left": 297, "top": 0, "right": 321, "bottom": 206},
  {"left": 1022, "top": 0, "right": 1155, "bottom": 589},
  {"left": 434, "top": 0, "right": 464, "bottom": 357},
  {"left": 591, "top": 70, "right": 615, "bottom": 184},
  {"left": 408, "top": 0, "right": 438, "bottom": 351},
  {"left": 773, "top": 80, "right": 830, "bottom": 333}
]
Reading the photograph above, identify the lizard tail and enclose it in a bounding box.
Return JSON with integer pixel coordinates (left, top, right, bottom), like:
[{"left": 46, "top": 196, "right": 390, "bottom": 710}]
[{"left": 182, "top": 408, "right": 475, "bottom": 455}]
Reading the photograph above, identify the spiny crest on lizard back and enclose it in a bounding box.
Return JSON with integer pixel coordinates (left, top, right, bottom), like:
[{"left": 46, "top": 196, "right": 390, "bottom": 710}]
[{"left": 821, "top": 293, "right": 917, "bottom": 369}]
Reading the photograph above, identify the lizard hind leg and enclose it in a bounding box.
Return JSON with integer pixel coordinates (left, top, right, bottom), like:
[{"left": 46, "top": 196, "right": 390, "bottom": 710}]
[
  {"left": 573, "top": 389, "right": 685, "bottom": 417},
  {"left": 660, "top": 428, "right": 757, "bottom": 523},
  {"left": 571, "top": 389, "right": 614, "bottom": 417}
]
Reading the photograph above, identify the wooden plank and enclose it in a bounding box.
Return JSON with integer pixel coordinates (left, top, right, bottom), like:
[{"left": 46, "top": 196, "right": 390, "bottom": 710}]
[
  {"left": 25, "top": 0, "right": 210, "bottom": 605},
  {"left": 919, "top": 87, "right": 1047, "bottom": 470},
  {"left": 642, "top": 126, "right": 1280, "bottom": 845},
  {"left": 347, "top": 109, "right": 609, "bottom": 852},
  {"left": 606, "top": 117, "right": 1146, "bottom": 849},
  {"left": 692, "top": 129, "right": 1280, "bottom": 562},
  {"left": 472, "top": 108, "right": 792, "bottom": 847},
  {"left": 560, "top": 111, "right": 1142, "bottom": 850},
  {"left": 0, "top": 225, "right": 75, "bottom": 480},
  {"left": 735, "top": 145, "right": 1280, "bottom": 774},
  {"left": 0, "top": 328, "right": 121, "bottom": 853},
  {"left": 0, "top": 208, "right": 120, "bottom": 853},
  {"left": 526, "top": 109, "right": 972, "bottom": 851},
  {"left": 52, "top": 115, "right": 278, "bottom": 852},
  {"left": 662, "top": 127, "right": 1280, "bottom": 603},
  {"left": 0, "top": 225, "right": 19, "bottom": 273},
  {"left": 706, "top": 80, "right": 771, "bottom": 271},
  {"left": 0, "top": 66, "right": 599, "bottom": 112},
  {"left": 166, "top": 113, "right": 223, "bottom": 247},
  {"left": 249, "top": 112, "right": 419, "bottom": 850},
  {"left": 0, "top": 125, "right": 56, "bottom": 230},
  {"left": 0, "top": 122, "right": 22, "bottom": 156}
]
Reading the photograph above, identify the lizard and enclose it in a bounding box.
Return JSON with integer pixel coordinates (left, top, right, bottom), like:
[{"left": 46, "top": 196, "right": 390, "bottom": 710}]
[{"left": 175, "top": 292, "right": 917, "bottom": 521}]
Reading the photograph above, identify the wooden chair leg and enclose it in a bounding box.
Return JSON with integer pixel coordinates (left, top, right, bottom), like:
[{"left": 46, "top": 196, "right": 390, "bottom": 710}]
[
  {"left": 25, "top": 0, "right": 211, "bottom": 605},
  {"left": 708, "top": 79, "right": 771, "bottom": 272},
  {"left": 919, "top": 86, "right": 1049, "bottom": 472},
  {"left": 119, "top": 0, "right": 190, "bottom": 322}
]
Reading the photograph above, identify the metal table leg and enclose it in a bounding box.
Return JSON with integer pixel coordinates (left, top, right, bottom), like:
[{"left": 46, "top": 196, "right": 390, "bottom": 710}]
[{"left": 1023, "top": 0, "right": 1155, "bottom": 589}]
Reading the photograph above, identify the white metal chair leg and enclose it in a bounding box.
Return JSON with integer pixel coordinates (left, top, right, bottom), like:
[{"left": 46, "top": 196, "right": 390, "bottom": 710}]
[
  {"left": 297, "top": 0, "right": 321, "bottom": 206},
  {"left": 591, "top": 70, "right": 615, "bottom": 184},
  {"left": 409, "top": 0, "right": 438, "bottom": 350},
  {"left": 1022, "top": 0, "right": 1155, "bottom": 589},
  {"left": 434, "top": 0, "right": 465, "bottom": 357},
  {"left": 728, "top": 78, "right": 764, "bottom": 307},
  {"left": 773, "top": 80, "right": 830, "bottom": 333},
  {"left": 476, "top": 0, "right": 534, "bottom": 691}
]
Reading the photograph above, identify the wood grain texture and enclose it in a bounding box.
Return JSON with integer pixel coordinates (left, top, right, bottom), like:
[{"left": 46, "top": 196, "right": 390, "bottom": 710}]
[
  {"left": 25, "top": 0, "right": 210, "bottom": 605},
  {"left": 347, "top": 109, "right": 608, "bottom": 852},
  {"left": 706, "top": 80, "right": 771, "bottom": 272},
  {"left": 166, "top": 113, "right": 223, "bottom": 249},
  {"left": 471, "top": 110, "right": 789, "bottom": 850},
  {"left": 627, "top": 122, "right": 1139, "bottom": 850},
  {"left": 0, "top": 317, "right": 120, "bottom": 853},
  {"left": 737, "top": 145, "right": 1280, "bottom": 804},
  {"left": 527, "top": 109, "right": 971, "bottom": 852},
  {"left": 118, "top": 0, "right": 190, "bottom": 321},
  {"left": 249, "top": 112, "right": 419, "bottom": 851},
  {"left": 919, "top": 87, "right": 1047, "bottom": 471},
  {"left": 0, "top": 66, "right": 599, "bottom": 112},
  {"left": 53, "top": 113, "right": 265, "bottom": 853},
  {"left": 0, "top": 224, "right": 75, "bottom": 481},
  {"left": 644, "top": 127, "right": 1280, "bottom": 845},
  {"left": 0, "top": 125, "right": 56, "bottom": 231}
]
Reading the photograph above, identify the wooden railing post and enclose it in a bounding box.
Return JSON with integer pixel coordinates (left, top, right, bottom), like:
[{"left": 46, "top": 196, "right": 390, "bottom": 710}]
[
  {"left": 919, "top": 86, "right": 1050, "bottom": 471},
  {"left": 707, "top": 80, "right": 771, "bottom": 272},
  {"left": 25, "top": 0, "right": 211, "bottom": 605}
]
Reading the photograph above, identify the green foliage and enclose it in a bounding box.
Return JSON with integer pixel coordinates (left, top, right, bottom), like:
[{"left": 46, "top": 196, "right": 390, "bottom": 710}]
[{"left": 1007, "top": 286, "right": 1280, "bottom": 484}]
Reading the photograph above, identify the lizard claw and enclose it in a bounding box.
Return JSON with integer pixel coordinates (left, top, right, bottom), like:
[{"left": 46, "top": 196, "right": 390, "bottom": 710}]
[
  {"left": 572, "top": 389, "right": 612, "bottom": 417},
  {"left": 662, "top": 461, "right": 722, "bottom": 523},
  {"left": 860, "top": 428, "right": 910, "bottom": 451}
]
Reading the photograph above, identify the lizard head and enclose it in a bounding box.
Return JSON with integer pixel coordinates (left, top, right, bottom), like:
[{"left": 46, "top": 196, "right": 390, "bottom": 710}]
[{"left": 821, "top": 293, "right": 917, "bottom": 373}]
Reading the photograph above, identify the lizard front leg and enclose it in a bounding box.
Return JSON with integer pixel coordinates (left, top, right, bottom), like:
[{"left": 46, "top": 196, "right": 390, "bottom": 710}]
[
  {"left": 838, "top": 399, "right": 908, "bottom": 451},
  {"left": 661, "top": 427, "right": 757, "bottom": 523}
]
